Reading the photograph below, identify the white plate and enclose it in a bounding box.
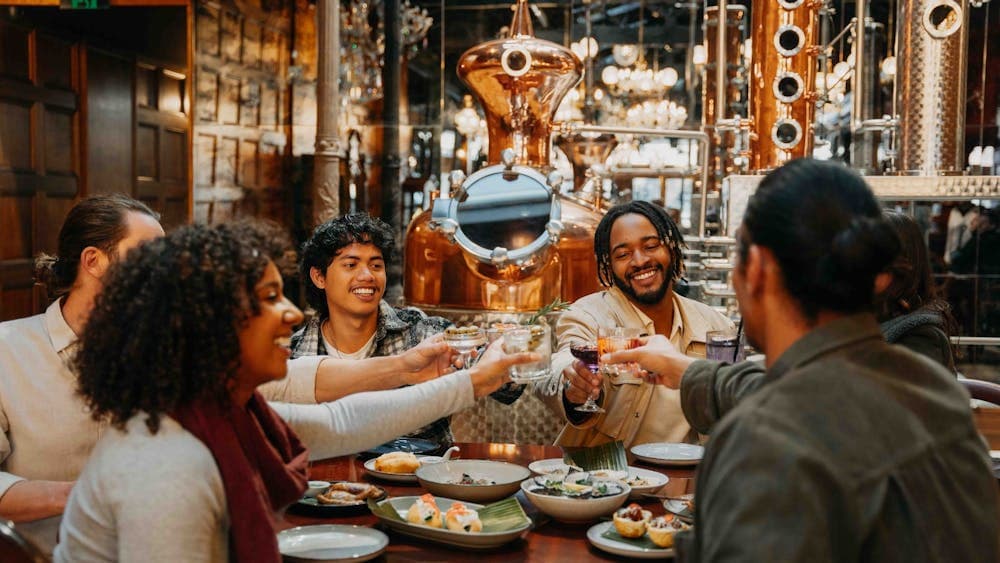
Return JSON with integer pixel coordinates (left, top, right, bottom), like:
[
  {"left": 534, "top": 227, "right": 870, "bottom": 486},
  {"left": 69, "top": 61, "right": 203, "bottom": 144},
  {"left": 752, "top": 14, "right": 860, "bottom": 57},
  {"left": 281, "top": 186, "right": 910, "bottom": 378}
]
[
  {"left": 528, "top": 458, "right": 572, "bottom": 475},
  {"left": 623, "top": 467, "right": 669, "bottom": 498},
  {"left": 278, "top": 524, "right": 388, "bottom": 562},
  {"left": 663, "top": 494, "right": 695, "bottom": 523},
  {"left": 630, "top": 443, "right": 704, "bottom": 466},
  {"left": 586, "top": 521, "right": 675, "bottom": 559},
  {"left": 372, "top": 496, "right": 531, "bottom": 550},
  {"left": 363, "top": 455, "right": 445, "bottom": 483}
]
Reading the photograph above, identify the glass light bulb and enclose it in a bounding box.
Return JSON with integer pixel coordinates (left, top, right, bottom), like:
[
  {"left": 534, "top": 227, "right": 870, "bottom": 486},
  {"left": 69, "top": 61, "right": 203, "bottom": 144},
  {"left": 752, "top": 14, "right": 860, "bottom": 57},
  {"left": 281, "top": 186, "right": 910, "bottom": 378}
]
[{"left": 601, "top": 65, "right": 620, "bottom": 85}]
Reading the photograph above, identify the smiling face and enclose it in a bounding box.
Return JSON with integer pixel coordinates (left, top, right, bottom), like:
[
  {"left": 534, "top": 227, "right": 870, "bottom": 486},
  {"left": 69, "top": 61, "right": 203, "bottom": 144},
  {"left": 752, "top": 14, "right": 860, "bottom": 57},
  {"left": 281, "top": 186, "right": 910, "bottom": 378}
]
[
  {"left": 309, "top": 242, "right": 386, "bottom": 321},
  {"left": 235, "top": 261, "right": 304, "bottom": 391},
  {"left": 608, "top": 213, "right": 673, "bottom": 305}
]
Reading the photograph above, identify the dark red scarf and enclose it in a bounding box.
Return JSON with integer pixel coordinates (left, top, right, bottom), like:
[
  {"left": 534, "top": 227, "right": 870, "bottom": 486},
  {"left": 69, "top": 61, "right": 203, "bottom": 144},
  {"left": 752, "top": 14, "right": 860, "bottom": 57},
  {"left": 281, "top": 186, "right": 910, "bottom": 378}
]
[{"left": 172, "top": 391, "right": 309, "bottom": 562}]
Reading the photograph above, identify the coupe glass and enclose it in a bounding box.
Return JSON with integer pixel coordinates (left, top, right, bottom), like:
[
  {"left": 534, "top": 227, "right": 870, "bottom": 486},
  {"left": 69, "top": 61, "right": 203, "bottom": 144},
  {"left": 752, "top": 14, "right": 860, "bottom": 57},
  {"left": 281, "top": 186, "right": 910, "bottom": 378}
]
[
  {"left": 597, "top": 326, "right": 642, "bottom": 381},
  {"left": 569, "top": 341, "right": 603, "bottom": 413},
  {"left": 443, "top": 325, "right": 486, "bottom": 368}
]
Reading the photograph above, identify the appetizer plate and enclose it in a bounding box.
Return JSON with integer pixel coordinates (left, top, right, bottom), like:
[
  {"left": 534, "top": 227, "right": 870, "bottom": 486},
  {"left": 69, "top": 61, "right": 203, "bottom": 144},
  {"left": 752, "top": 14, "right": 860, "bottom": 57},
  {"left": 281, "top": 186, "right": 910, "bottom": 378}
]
[
  {"left": 290, "top": 482, "right": 387, "bottom": 517},
  {"left": 586, "top": 521, "right": 675, "bottom": 559},
  {"left": 630, "top": 443, "right": 704, "bottom": 467},
  {"left": 663, "top": 495, "right": 695, "bottom": 524},
  {"left": 364, "top": 455, "right": 447, "bottom": 483},
  {"left": 278, "top": 524, "right": 388, "bottom": 562},
  {"left": 372, "top": 496, "right": 530, "bottom": 550},
  {"left": 528, "top": 458, "right": 572, "bottom": 475}
]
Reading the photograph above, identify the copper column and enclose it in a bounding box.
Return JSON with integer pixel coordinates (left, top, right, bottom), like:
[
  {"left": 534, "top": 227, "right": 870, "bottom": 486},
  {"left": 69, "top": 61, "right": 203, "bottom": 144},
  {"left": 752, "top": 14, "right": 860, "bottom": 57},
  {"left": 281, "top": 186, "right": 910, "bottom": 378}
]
[{"left": 313, "top": 0, "right": 342, "bottom": 224}]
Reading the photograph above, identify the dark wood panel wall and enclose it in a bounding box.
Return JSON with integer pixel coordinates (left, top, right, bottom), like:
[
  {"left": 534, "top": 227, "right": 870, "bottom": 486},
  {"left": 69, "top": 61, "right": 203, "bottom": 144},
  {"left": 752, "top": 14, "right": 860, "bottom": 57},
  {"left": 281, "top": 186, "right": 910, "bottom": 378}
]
[
  {"left": 0, "top": 20, "right": 80, "bottom": 320},
  {"left": 193, "top": 0, "right": 291, "bottom": 225},
  {"left": 0, "top": 7, "right": 190, "bottom": 321}
]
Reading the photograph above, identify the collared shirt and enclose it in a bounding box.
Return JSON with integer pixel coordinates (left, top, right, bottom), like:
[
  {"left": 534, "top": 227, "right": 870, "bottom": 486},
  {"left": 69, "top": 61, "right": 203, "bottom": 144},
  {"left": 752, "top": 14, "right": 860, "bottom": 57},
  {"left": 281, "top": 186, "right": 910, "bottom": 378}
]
[
  {"left": 537, "top": 286, "right": 734, "bottom": 448},
  {"left": 0, "top": 299, "right": 106, "bottom": 552},
  {"left": 290, "top": 301, "right": 524, "bottom": 447},
  {"left": 676, "top": 314, "right": 999, "bottom": 563}
]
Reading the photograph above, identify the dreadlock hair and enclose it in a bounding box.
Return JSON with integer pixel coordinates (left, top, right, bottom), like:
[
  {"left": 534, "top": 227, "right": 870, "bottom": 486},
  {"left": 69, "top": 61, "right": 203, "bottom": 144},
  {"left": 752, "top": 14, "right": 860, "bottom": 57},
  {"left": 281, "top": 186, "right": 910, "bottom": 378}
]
[
  {"left": 75, "top": 222, "right": 273, "bottom": 434},
  {"left": 300, "top": 212, "right": 395, "bottom": 318},
  {"left": 594, "top": 200, "right": 685, "bottom": 288}
]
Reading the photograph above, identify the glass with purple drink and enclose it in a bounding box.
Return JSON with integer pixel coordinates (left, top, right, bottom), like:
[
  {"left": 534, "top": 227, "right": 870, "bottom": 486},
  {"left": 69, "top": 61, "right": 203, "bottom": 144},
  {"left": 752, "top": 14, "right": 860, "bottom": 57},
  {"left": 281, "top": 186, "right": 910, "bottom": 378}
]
[
  {"left": 706, "top": 329, "right": 740, "bottom": 362},
  {"left": 569, "top": 342, "right": 603, "bottom": 413}
]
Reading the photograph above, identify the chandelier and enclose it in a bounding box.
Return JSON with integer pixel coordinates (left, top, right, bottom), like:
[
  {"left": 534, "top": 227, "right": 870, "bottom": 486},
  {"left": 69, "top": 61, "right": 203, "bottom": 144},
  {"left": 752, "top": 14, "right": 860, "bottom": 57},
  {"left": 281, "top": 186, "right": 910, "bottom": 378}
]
[{"left": 340, "top": 0, "right": 433, "bottom": 103}]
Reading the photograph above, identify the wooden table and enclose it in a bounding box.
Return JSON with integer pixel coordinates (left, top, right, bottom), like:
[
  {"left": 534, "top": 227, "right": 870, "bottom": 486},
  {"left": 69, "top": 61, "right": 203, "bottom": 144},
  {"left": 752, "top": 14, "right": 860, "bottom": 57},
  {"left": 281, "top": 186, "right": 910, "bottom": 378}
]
[{"left": 283, "top": 443, "right": 696, "bottom": 561}]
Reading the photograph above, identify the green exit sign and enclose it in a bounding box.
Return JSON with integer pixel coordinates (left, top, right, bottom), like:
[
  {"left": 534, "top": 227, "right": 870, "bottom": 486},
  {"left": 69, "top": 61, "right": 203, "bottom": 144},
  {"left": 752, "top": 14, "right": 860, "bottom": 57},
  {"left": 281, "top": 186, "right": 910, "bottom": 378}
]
[{"left": 60, "top": 0, "right": 110, "bottom": 9}]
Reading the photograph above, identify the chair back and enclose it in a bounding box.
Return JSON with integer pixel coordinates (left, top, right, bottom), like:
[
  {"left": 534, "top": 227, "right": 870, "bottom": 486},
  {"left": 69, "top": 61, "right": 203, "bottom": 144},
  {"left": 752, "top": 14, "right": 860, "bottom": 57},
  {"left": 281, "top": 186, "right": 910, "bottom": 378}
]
[
  {"left": 960, "top": 378, "right": 1000, "bottom": 407},
  {"left": 0, "top": 521, "right": 48, "bottom": 563}
]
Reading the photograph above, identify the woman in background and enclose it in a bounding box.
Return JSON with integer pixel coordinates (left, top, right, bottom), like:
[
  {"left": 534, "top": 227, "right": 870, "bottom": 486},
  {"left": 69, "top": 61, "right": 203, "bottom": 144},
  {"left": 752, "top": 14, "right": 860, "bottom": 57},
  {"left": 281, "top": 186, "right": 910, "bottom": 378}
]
[{"left": 54, "top": 223, "right": 535, "bottom": 562}]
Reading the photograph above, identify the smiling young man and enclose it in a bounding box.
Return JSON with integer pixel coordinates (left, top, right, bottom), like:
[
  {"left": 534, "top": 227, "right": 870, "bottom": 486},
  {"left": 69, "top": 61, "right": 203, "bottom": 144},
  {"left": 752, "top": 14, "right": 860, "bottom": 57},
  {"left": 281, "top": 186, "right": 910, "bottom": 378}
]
[
  {"left": 537, "top": 201, "right": 733, "bottom": 448},
  {"left": 290, "top": 212, "right": 523, "bottom": 447}
]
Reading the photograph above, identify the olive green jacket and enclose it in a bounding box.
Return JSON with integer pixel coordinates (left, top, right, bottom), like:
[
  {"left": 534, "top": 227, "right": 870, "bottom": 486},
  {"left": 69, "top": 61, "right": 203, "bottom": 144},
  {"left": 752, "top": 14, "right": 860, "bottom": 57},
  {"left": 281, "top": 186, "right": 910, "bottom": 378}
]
[{"left": 676, "top": 314, "right": 999, "bottom": 563}]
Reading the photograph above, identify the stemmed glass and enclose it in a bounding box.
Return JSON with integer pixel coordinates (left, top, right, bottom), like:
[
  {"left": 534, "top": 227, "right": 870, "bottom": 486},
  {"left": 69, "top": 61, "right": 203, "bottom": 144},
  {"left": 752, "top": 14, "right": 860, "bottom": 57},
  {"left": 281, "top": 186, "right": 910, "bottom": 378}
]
[
  {"left": 570, "top": 342, "right": 603, "bottom": 413},
  {"left": 443, "top": 325, "right": 487, "bottom": 368}
]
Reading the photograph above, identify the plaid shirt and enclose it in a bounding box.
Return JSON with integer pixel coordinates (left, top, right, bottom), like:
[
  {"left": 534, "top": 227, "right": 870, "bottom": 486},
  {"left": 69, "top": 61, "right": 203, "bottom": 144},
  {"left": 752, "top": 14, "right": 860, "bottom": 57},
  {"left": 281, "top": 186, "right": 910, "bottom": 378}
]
[{"left": 290, "top": 301, "right": 524, "bottom": 447}]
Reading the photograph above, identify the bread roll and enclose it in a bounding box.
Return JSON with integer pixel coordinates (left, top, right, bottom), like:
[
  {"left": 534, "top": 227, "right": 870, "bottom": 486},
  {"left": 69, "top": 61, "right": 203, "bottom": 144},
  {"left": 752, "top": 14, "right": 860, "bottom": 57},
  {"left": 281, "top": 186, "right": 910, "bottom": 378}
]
[
  {"left": 646, "top": 514, "right": 690, "bottom": 548},
  {"left": 374, "top": 451, "right": 420, "bottom": 474},
  {"left": 612, "top": 503, "right": 651, "bottom": 538}
]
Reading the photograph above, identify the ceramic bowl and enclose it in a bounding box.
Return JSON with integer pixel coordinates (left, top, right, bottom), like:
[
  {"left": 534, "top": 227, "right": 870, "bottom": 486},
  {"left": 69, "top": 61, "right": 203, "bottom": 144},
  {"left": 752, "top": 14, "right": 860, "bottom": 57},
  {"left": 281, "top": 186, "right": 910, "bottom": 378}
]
[
  {"left": 520, "top": 478, "right": 630, "bottom": 523},
  {"left": 415, "top": 460, "right": 530, "bottom": 503}
]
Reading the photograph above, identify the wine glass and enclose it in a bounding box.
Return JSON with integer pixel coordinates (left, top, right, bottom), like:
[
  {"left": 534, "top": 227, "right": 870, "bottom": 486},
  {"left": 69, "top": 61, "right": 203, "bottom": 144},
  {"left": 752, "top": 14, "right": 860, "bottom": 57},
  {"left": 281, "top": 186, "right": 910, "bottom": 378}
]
[
  {"left": 443, "top": 325, "right": 486, "bottom": 368},
  {"left": 570, "top": 342, "right": 603, "bottom": 413}
]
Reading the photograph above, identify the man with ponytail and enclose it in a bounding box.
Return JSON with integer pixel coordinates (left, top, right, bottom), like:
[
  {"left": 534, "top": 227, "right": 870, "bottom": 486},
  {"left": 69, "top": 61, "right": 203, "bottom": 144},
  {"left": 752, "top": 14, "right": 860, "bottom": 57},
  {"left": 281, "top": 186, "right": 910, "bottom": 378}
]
[
  {"left": 0, "top": 194, "right": 164, "bottom": 549},
  {"left": 610, "top": 159, "right": 999, "bottom": 562}
]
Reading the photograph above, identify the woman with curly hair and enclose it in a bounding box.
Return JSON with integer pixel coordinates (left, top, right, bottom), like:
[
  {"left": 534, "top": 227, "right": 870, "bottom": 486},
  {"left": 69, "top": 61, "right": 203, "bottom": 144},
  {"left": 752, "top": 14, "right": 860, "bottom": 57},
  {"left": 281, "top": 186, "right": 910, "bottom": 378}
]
[{"left": 53, "top": 223, "right": 535, "bottom": 562}]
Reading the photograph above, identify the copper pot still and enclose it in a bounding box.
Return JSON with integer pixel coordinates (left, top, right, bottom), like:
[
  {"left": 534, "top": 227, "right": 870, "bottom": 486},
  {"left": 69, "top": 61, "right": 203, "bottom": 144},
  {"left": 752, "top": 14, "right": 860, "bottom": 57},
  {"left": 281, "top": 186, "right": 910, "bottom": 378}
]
[
  {"left": 404, "top": 0, "right": 603, "bottom": 313},
  {"left": 747, "top": 0, "right": 822, "bottom": 171}
]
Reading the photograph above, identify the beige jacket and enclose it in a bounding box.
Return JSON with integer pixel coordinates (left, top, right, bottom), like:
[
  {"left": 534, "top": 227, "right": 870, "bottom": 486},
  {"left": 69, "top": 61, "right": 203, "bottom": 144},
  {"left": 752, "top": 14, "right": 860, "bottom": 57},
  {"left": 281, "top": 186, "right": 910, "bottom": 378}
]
[{"left": 537, "top": 286, "right": 734, "bottom": 448}]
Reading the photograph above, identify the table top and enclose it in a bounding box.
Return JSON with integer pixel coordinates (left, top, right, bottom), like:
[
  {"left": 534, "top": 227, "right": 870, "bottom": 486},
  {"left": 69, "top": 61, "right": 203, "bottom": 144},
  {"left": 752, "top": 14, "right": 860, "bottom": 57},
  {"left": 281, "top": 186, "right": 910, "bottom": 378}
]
[{"left": 282, "top": 442, "right": 696, "bottom": 561}]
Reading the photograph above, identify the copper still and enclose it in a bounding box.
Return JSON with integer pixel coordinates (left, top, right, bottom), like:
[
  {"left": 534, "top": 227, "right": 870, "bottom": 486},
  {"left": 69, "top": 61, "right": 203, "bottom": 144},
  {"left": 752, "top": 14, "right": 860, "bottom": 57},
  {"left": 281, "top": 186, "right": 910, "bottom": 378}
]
[
  {"left": 894, "top": 0, "right": 969, "bottom": 174},
  {"left": 404, "top": 0, "right": 603, "bottom": 313},
  {"left": 747, "top": 0, "right": 822, "bottom": 170},
  {"left": 702, "top": 5, "right": 747, "bottom": 191}
]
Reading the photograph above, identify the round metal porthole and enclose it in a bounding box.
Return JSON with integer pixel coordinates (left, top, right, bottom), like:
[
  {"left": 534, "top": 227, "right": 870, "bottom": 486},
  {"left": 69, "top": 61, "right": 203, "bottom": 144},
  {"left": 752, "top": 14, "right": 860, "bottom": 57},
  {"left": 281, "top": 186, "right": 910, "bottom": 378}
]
[
  {"left": 777, "top": 0, "right": 805, "bottom": 9},
  {"left": 923, "top": 0, "right": 963, "bottom": 39},
  {"left": 773, "top": 71, "right": 805, "bottom": 103},
  {"left": 501, "top": 46, "right": 533, "bottom": 77},
  {"left": 772, "top": 119, "right": 803, "bottom": 150},
  {"left": 774, "top": 25, "right": 805, "bottom": 57}
]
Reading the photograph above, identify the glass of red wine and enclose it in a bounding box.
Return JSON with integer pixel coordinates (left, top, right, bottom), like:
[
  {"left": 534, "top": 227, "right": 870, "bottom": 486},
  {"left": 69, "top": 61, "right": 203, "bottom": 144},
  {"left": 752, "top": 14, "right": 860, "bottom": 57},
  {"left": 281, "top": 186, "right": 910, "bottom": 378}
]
[{"left": 569, "top": 342, "right": 604, "bottom": 413}]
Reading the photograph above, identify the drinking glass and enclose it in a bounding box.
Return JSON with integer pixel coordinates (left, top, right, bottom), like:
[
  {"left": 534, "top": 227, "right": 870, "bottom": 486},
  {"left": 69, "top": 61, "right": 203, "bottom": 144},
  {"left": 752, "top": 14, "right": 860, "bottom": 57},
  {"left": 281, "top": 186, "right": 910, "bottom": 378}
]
[
  {"left": 443, "top": 325, "right": 486, "bottom": 368},
  {"left": 597, "top": 326, "right": 643, "bottom": 381},
  {"left": 706, "top": 328, "right": 741, "bottom": 362},
  {"left": 569, "top": 341, "right": 603, "bottom": 413},
  {"left": 502, "top": 325, "right": 551, "bottom": 383}
]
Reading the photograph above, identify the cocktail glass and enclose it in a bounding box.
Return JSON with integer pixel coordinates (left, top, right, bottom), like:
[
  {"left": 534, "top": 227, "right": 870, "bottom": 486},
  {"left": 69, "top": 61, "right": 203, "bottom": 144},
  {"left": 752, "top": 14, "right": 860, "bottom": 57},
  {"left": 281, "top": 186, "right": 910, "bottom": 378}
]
[
  {"left": 570, "top": 341, "right": 603, "bottom": 413},
  {"left": 443, "top": 325, "right": 487, "bottom": 368}
]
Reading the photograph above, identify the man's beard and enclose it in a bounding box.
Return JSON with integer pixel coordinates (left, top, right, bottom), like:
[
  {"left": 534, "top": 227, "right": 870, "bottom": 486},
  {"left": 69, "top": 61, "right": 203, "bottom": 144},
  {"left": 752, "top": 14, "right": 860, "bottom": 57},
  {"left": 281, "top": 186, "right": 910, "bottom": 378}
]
[{"left": 612, "top": 267, "right": 671, "bottom": 305}]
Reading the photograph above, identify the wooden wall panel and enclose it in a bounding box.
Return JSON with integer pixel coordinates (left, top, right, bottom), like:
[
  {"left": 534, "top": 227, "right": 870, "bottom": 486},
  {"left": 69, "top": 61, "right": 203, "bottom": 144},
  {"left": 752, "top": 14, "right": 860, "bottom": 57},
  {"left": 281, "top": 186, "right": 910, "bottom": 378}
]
[
  {"left": 0, "top": 100, "right": 32, "bottom": 170},
  {"left": 0, "top": 23, "right": 30, "bottom": 81},
  {"left": 193, "top": 0, "right": 291, "bottom": 225},
  {"left": 36, "top": 35, "right": 72, "bottom": 90},
  {"left": 0, "top": 196, "right": 31, "bottom": 260},
  {"left": 86, "top": 48, "right": 133, "bottom": 195},
  {"left": 43, "top": 108, "right": 74, "bottom": 174},
  {"left": 136, "top": 124, "right": 157, "bottom": 178}
]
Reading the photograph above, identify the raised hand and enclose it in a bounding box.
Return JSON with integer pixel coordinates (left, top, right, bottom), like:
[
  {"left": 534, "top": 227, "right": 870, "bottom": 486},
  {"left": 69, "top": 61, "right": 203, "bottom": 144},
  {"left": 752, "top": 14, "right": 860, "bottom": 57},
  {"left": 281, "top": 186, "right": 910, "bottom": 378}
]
[
  {"left": 600, "top": 334, "right": 695, "bottom": 389},
  {"left": 399, "top": 334, "right": 458, "bottom": 385}
]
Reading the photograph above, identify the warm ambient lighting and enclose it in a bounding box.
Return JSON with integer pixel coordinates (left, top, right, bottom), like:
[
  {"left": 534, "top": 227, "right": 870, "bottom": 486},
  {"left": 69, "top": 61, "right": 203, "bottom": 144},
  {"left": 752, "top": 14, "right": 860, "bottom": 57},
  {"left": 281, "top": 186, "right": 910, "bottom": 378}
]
[{"left": 692, "top": 44, "right": 707, "bottom": 65}]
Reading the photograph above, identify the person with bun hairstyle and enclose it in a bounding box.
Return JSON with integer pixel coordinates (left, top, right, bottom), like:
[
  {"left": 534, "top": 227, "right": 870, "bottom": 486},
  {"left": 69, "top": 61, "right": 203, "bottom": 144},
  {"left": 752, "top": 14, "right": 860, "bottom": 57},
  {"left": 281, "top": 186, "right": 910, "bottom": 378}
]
[
  {"left": 0, "top": 194, "right": 164, "bottom": 550},
  {"left": 610, "top": 159, "right": 998, "bottom": 561},
  {"left": 53, "top": 223, "right": 535, "bottom": 562}
]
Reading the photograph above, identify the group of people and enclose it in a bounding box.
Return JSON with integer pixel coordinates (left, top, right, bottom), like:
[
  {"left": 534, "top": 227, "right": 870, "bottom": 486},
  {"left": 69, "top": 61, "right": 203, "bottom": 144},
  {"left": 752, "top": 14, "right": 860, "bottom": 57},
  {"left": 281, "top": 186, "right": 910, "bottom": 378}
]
[{"left": 0, "top": 158, "right": 996, "bottom": 561}]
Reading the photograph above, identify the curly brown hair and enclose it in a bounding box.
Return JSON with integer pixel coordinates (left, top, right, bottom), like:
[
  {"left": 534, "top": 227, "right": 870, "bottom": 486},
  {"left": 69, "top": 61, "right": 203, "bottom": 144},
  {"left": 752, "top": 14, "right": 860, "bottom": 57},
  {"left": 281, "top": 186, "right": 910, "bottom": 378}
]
[{"left": 74, "top": 222, "right": 275, "bottom": 434}]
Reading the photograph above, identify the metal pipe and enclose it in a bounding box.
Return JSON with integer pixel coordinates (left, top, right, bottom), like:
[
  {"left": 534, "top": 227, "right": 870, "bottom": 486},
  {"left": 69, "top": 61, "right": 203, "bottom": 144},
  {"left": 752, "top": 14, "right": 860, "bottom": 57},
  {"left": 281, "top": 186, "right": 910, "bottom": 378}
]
[
  {"left": 313, "top": 0, "right": 342, "bottom": 224},
  {"left": 716, "top": 0, "right": 727, "bottom": 127},
  {"left": 951, "top": 337, "right": 1000, "bottom": 346},
  {"left": 852, "top": 1, "right": 866, "bottom": 135},
  {"left": 562, "top": 123, "right": 711, "bottom": 238}
]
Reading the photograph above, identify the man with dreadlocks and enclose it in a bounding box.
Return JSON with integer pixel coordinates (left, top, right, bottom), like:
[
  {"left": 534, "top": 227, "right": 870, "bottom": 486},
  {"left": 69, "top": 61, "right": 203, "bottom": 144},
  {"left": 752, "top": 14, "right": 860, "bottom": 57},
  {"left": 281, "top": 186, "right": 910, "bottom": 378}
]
[{"left": 537, "top": 201, "right": 733, "bottom": 448}]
